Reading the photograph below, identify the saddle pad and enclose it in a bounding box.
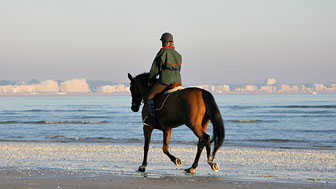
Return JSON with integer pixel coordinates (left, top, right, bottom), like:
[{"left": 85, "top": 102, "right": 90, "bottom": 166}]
[{"left": 165, "top": 86, "right": 184, "bottom": 94}]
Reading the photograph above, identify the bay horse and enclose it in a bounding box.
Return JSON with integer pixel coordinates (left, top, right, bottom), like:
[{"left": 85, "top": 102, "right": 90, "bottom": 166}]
[{"left": 128, "top": 73, "right": 225, "bottom": 173}]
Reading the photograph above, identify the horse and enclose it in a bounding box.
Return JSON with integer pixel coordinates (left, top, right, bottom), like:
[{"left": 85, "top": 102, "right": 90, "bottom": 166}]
[{"left": 128, "top": 73, "right": 225, "bottom": 173}]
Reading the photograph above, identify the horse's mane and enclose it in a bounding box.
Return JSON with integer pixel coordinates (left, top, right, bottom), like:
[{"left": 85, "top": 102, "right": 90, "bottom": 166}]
[
  {"left": 134, "top": 72, "right": 158, "bottom": 84},
  {"left": 133, "top": 73, "right": 159, "bottom": 95}
]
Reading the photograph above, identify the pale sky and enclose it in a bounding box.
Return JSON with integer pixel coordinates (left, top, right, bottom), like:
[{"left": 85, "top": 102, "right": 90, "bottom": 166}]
[{"left": 1, "top": 0, "right": 335, "bottom": 84}]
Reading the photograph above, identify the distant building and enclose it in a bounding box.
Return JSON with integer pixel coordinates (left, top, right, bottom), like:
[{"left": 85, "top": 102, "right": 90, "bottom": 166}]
[
  {"left": 0, "top": 80, "right": 59, "bottom": 94},
  {"left": 0, "top": 85, "right": 11, "bottom": 93},
  {"left": 331, "top": 84, "right": 336, "bottom": 91},
  {"left": 97, "top": 84, "right": 129, "bottom": 93},
  {"left": 234, "top": 87, "right": 246, "bottom": 92},
  {"left": 279, "top": 84, "right": 291, "bottom": 92},
  {"left": 59, "top": 79, "right": 91, "bottom": 93},
  {"left": 292, "top": 85, "right": 299, "bottom": 92},
  {"left": 279, "top": 84, "right": 300, "bottom": 93},
  {"left": 314, "top": 84, "right": 326, "bottom": 92},
  {"left": 38, "top": 80, "right": 59, "bottom": 93},
  {"left": 2, "top": 78, "right": 336, "bottom": 95},
  {"left": 260, "top": 85, "right": 276, "bottom": 93},
  {"left": 245, "top": 85, "right": 258, "bottom": 92},
  {"left": 213, "top": 85, "right": 230, "bottom": 93},
  {"left": 266, "top": 78, "right": 276, "bottom": 85},
  {"left": 301, "top": 85, "right": 314, "bottom": 93}
]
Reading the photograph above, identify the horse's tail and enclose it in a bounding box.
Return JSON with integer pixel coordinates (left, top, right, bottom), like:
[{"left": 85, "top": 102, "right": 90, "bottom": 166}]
[{"left": 202, "top": 90, "right": 225, "bottom": 157}]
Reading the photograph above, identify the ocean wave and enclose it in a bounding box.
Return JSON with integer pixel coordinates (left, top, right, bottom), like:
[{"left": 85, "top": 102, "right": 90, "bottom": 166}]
[
  {"left": 249, "top": 139, "right": 305, "bottom": 143},
  {"left": 267, "top": 110, "right": 333, "bottom": 114},
  {"left": 46, "top": 136, "right": 145, "bottom": 144},
  {"left": 230, "top": 119, "right": 261, "bottom": 123},
  {"left": 225, "top": 106, "right": 259, "bottom": 110},
  {"left": 222, "top": 105, "right": 336, "bottom": 110},
  {"left": 0, "top": 121, "right": 17, "bottom": 124},
  {"left": 311, "top": 145, "right": 334, "bottom": 148},
  {"left": 21, "top": 109, "right": 101, "bottom": 113},
  {"left": 47, "top": 136, "right": 113, "bottom": 141},
  {"left": 299, "top": 114, "right": 336, "bottom": 118},
  {"left": 0, "top": 111, "right": 17, "bottom": 115},
  {"left": 0, "top": 120, "right": 108, "bottom": 124},
  {"left": 299, "top": 129, "right": 336, "bottom": 133},
  {"left": 273, "top": 105, "right": 336, "bottom": 109},
  {"left": 34, "top": 120, "right": 108, "bottom": 124},
  {"left": 44, "top": 136, "right": 199, "bottom": 145},
  {"left": 79, "top": 116, "right": 111, "bottom": 119},
  {"left": 229, "top": 119, "right": 278, "bottom": 123},
  {"left": 29, "top": 109, "right": 44, "bottom": 112}
]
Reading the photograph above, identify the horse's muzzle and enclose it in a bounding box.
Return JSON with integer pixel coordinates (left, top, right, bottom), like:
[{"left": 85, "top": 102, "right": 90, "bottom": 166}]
[{"left": 131, "top": 101, "right": 140, "bottom": 112}]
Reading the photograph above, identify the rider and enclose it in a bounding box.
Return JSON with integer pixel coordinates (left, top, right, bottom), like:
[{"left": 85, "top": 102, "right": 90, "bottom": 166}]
[{"left": 144, "top": 32, "right": 182, "bottom": 127}]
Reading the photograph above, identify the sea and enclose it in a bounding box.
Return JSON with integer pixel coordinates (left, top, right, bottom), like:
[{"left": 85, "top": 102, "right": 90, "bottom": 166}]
[{"left": 0, "top": 94, "right": 335, "bottom": 150}]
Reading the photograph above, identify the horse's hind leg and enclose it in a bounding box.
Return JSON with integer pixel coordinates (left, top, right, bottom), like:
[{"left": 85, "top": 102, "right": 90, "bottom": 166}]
[
  {"left": 202, "top": 120, "right": 219, "bottom": 172},
  {"left": 185, "top": 128, "right": 210, "bottom": 173},
  {"left": 206, "top": 138, "right": 219, "bottom": 172},
  {"left": 138, "top": 125, "right": 153, "bottom": 172},
  {"left": 163, "top": 128, "right": 182, "bottom": 167}
]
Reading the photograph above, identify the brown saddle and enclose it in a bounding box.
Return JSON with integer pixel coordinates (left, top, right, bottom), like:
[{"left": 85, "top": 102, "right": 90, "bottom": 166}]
[{"left": 154, "top": 83, "right": 182, "bottom": 110}]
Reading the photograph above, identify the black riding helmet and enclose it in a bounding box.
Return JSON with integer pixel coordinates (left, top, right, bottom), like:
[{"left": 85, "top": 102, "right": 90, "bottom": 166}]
[{"left": 160, "top": 32, "right": 173, "bottom": 42}]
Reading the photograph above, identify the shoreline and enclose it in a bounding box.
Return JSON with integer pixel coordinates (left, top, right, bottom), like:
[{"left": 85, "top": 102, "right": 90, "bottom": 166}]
[
  {"left": 0, "top": 139, "right": 334, "bottom": 151},
  {"left": 1, "top": 141, "right": 335, "bottom": 187},
  {"left": 1, "top": 168, "right": 335, "bottom": 189}
]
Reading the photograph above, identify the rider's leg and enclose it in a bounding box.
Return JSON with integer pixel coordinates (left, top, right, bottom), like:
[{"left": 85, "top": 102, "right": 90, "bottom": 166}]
[{"left": 144, "top": 82, "right": 167, "bottom": 127}]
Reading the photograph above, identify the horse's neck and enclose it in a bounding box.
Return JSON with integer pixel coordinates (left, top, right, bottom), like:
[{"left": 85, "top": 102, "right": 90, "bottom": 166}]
[{"left": 138, "top": 81, "right": 150, "bottom": 100}]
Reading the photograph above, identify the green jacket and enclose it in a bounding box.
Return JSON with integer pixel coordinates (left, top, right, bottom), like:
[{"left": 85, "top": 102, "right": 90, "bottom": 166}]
[{"left": 148, "top": 46, "right": 182, "bottom": 85}]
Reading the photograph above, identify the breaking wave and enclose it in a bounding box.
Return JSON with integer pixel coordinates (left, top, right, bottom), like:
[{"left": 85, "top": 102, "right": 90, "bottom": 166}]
[
  {"left": 274, "top": 105, "right": 336, "bottom": 109},
  {"left": 229, "top": 119, "right": 276, "bottom": 123},
  {"left": 47, "top": 136, "right": 112, "bottom": 141},
  {"left": 223, "top": 105, "right": 336, "bottom": 110},
  {"left": 249, "top": 139, "right": 306, "bottom": 143},
  {"left": 231, "top": 119, "right": 261, "bottom": 123},
  {"left": 0, "top": 120, "right": 108, "bottom": 124}
]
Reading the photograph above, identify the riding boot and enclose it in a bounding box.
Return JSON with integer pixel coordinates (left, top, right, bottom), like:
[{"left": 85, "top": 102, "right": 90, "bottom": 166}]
[{"left": 144, "top": 99, "right": 158, "bottom": 127}]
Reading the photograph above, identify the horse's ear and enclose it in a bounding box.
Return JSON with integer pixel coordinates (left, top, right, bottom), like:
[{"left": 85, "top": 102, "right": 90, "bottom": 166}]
[{"left": 128, "top": 73, "right": 133, "bottom": 81}]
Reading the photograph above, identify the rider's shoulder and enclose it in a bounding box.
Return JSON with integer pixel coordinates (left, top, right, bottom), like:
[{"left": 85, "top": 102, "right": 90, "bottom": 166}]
[{"left": 156, "top": 48, "right": 168, "bottom": 56}]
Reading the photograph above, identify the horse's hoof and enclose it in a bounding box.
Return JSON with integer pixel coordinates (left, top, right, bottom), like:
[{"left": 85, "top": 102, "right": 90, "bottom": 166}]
[
  {"left": 174, "top": 158, "right": 182, "bottom": 167},
  {"left": 210, "top": 163, "right": 219, "bottom": 172},
  {"left": 138, "top": 166, "right": 146, "bottom": 172},
  {"left": 185, "top": 167, "right": 196, "bottom": 174}
]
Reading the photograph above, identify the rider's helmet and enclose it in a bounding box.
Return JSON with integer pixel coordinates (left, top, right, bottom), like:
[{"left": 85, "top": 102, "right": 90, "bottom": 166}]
[{"left": 160, "top": 32, "right": 173, "bottom": 42}]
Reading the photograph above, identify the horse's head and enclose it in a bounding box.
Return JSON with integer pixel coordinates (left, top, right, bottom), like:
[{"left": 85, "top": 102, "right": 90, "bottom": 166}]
[{"left": 128, "top": 73, "right": 143, "bottom": 112}]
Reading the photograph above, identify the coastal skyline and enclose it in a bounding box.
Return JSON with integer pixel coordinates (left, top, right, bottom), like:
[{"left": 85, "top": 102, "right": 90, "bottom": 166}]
[
  {"left": 1, "top": 0, "right": 336, "bottom": 84},
  {"left": 1, "top": 77, "right": 335, "bottom": 95}
]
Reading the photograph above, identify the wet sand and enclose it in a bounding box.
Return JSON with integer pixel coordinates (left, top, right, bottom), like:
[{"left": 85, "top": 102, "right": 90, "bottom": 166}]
[
  {"left": 1, "top": 168, "right": 334, "bottom": 189},
  {"left": 0, "top": 142, "right": 335, "bottom": 188}
]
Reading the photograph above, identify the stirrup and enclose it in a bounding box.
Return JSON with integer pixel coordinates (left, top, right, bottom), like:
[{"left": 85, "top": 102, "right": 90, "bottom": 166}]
[
  {"left": 144, "top": 116, "right": 158, "bottom": 128},
  {"left": 144, "top": 116, "right": 155, "bottom": 126}
]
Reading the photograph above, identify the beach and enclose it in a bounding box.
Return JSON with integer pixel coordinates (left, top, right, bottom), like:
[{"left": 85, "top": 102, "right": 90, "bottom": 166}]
[
  {"left": 1, "top": 142, "right": 335, "bottom": 188},
  {"left": 1, "top": 95, "right": 335, "bottom": 188},
  {"left": 1, "top": 168, "right": 333, "bottom": 189}
]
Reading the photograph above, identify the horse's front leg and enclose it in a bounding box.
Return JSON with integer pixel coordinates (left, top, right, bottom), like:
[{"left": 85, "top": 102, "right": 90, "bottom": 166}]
[
  {"left": 163, "top": 128, "right": 182, "bottom": 167},
  {"left": 138, "top": 125, "right": 153, "bottom": 172}
]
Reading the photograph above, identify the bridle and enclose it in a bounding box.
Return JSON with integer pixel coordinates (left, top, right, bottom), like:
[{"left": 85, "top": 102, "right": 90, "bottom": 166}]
[
  {"left": 130, "top": 75, "right": 154, "bottom": 111},
  {"left": 131, "top": 96, "right": 143, "bottom": 108},
  {"left": 130, "top": 81, "right": 146, "bottom": 111}
]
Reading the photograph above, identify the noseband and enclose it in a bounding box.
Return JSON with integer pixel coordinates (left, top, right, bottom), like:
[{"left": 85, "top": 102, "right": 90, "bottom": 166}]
[
  {"left": 130, "top": 78, "right": 151, "bottom": 109},
  {"left": 131, "top": 88, "right": 144, "bottom": 110},
  {"left": 132, "top": 97, "right": 142, "bottom": 108}
]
